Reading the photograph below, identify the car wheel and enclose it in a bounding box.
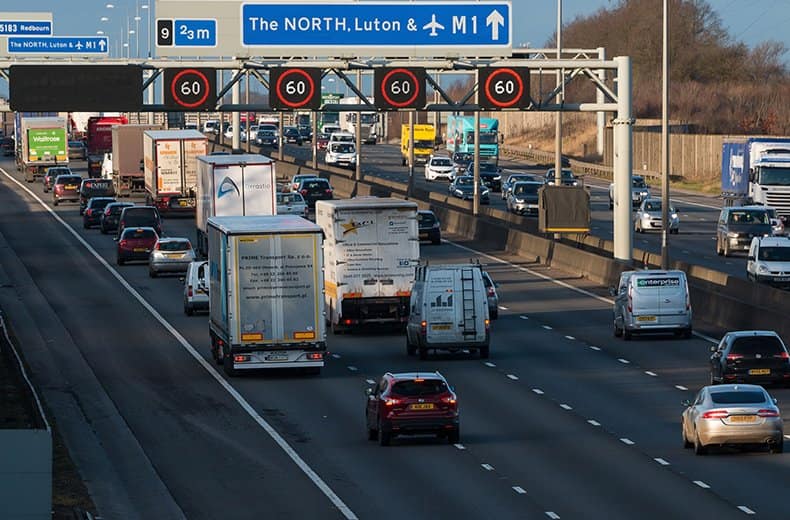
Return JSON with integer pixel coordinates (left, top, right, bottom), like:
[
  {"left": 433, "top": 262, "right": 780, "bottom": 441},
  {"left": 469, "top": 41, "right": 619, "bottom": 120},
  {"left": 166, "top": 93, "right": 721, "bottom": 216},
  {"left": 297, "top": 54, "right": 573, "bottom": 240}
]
[
  {"left": 431, "top": 236, "right": 441, "bottom": 245},
  {"left": 683, "top": 327, "right": 693, "bottom": 339},
  {"left": 694, "top": 432, "right": 707, "bottom": 455},
  {"left": 184, "top": 304, "right": 194, "bottom": 316},
  {"left": 770, "top": 440, "right": 784, "bottom": 454},
  {"left": 479, "top": 346, "right": 490, "bottom": 359},
  {"left": 709, "top": 372, "right": 718, "bottom": 385},
  {"left": 715, "top": 237, "right": 723, "bottom": 256},
  {"left": 609, "top": 200, "right": 613, "bottom": 210},
  {"left": 378, "top": 420, "right": 391, "bottom": 446},
  {"left": 83, "top": 221, "right": 89, "bottom": 229},
  {"left": 623, "top": 329, "right": 632, "bottom": 341},
  {"left": 723, "top": 241, "right": 731, "bottom": 257},
  {"left": 212, "top": 339, "right": 224, "bottom": 366},
  {"left": 53, "top": 199, "right": 58, "bottom": 206},
  {"left": 613, "top": 322, "right": 623, "bottom": 337},
  {"left": 447, "top": 427, "right": 460, "bottom": 445},
  {"left": 419, "top": 346, "right": 428, "bottom": 360},
  {"left": 682, "top": 422, "right": 693, "bottom": 449},
  {"left": 116, "top": 257, "right": 124, "bottom": 266},
  {"left": 100, "top": 226, "right": 107, "bottom": 235},
  {"left": 367, "top": 421, "right": 378, "bottom": 441},
  {"left": 406, "top": 337, "right": 416, "bottom": 356},
  {"left": 149, "top": 268, "right": 158, "bottom": 278}
]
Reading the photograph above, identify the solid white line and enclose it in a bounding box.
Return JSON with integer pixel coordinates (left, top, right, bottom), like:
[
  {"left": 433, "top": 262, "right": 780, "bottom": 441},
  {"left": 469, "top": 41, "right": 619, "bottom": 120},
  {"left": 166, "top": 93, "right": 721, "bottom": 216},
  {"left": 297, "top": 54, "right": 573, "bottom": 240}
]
[
  {"left": 654, "top": 458, "right": 670, "bottom": 466},
  {"left": 559, "top": 404, "right": 572, "bottom": 410},
  {"left": 454, "top": 443, "right": 466, "bottom": 450},
  {"left": 519, "top": 315, "right": 529, "bottom": 320},
  {"left": 589, "top": 346, "right": 601, "bottom": 351},
  {"left": 618, "top": 358, "right": 630, "bottom": 364},
  {"left": 620, "top": 438, "right": 635, "bottom": 445},
  {"left": 542, "top": 325, "right": 553, "bottom": 330},
  {"left": 693, "top": 480, "right": 711, "bottom": 489},
  {"left": 738, "top": 506, "right": 756, "bottom": 515},
  {"left": 546, "top": 512, "right": 561, "bottom": 519},
  {"left": 365, "top": 379, "right": 375, "bottom": 385},
  {"left": 481, "top": 463, "right": 494, "bottom": 471},
  {"left": 347, "top": 366, "right": 358, "bottom": 372},
  {"left": 676, "top": 385, "right": 689, "bottom": 391},
  {"left": 507, "top": 374, "right": 519, "bottom": 381},
  {"left": 645, "top": 371, "right": 658, "bottom": 377},
  {"left": 513, "top": 486, "right": 527, "bottom": 494},
  {"left": 532, "top": 388, "right": 544, "bottom": 395},
  {"left": 564, "top": 335, "right": 575, "bottom": 340},
  {"left": 0, "top": 167, "right": 359, "bottom": 520},
  {"left": 587, "top": 419, "right": 601, "bottom": 426},
  {"left": 484, "top": 362, "right": 496, "bottom": 368}
]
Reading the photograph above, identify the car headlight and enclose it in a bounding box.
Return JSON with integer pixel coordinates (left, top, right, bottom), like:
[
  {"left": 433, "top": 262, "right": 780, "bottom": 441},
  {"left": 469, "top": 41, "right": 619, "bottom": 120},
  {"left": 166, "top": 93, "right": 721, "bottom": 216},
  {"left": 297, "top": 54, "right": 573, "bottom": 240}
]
[
  {"left": 515, "top": 198, "right": 524, "bottom": 204},
  {"left": 572, "top": 181, "right": 579, "bottom": 186},
  {"left": 643, "top": 212, "right": 651, "bottom": 218},
  {"left": 493, "top": 175, "right": 501, "bottom": 180},
  {"left": 758, "top": 263, "right": 769, "bottom": 273},
  {"left": 671, "top": 213, "right": 678, "bottom": 219},
  {"left": 640, "top": 190, "right": 648, "bottom": 196},
  {"left": 727, "top": 231, "right": 739, "bottom": 238}
]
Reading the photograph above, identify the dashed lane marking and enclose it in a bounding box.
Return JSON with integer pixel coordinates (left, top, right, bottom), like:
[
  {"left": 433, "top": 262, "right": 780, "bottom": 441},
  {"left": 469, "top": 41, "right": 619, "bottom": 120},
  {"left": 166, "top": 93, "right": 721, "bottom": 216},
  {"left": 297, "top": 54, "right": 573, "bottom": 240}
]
[
  {"left": 546, "top": 512, "right": 561, "bottom": 519},
  {"left": 587, "top": 420, "right": 601, "bottom": 426},
  {"left": 589, "top": 346, "right": 601, "bottom": 351},
  {"left": 559, "top": 404, "right": 572, "bottom": 410},
  {"left": 645, "top": 371, "right": 657, "bottom": 377},
  {"left": 738, "top": 506, "right": 756, "bottom": 515},
  {"left": 519, "top": 315, "right": 529, "bottom": 320},
  {"left": 618, "top": 358, "right": 630, "bottom": 364},
  {"left": 693, "top": 480, "right": 711, "bottom": 489},
  {"left": 498, "top": 305, "right": 508, "bottom": 310},
  {"left": 532, "top": 388, "right": 545, "bottom": 395},
  {"left": 331, "top": 353, "right": 341, "bottom": 359},
  {"left": 507, "top": 374, "right": 519, "bottom": 381},
  {"left": 481, "top": 464, "right": 494, "bottom": 471},
  {"left": 484, "top": 362, "right": 496, "bottom": 368},
  {"left": 513, "top": 486, "right": 527, "bottom": 494},
  {"left": 454, "top": 444, "right": 466, "bottom": 450},
  {"left": 620, "top": 438, "right": 635, "bottom": 445},
  {"left": 676, "top": 385, "right": 688, "bottom": 391},
  {"left": 347, "top": 366, "right": 358, "bottom": 372},
  {"left": 542, "top": 325, "right": 553, "bottom": 330},
  {"left": 654, "top": 458, "right": 670, "bottom": 466},
  {"left": 564, "top": 335, "right": 575, "bottom": 340},
  {"left": 365, "top": 379, "right": 375, "bottom": 385}
]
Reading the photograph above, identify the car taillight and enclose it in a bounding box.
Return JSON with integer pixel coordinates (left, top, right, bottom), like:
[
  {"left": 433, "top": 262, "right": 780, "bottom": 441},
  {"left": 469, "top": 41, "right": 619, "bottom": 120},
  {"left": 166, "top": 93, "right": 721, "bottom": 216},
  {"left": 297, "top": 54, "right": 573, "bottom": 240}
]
[
  {"left": 726, "top": 353, "right": 744, "bottom": 361},
  {"left": 154, "top": 242, "right": 161, "bottom": 250},
  {"left": 300, "top": 189, "right": 308, "bottom": 196},
  {"left": 325, "top": 189, "right": 333, "bottom": 194},
  {"left": 85, "top": 209, "right": 92, "bottom": 216},
  {"left": 187, "top": 285, "right": 193, "bottom": 297},
  {"left": 384, "top": 397, "right": 401, "bottom": 407},
  {"left": 758, "top": 409, "right": 780, "bottom": 417},
  {"left": 119, "top": 239, "right": 128, "bottom": 247},
  {"left": 487, "top": 287, "right": 495, "bottom": 297},
  {"left": 701, "top": 409, "right": 728, "bottom": 419},
  {"left": 774, "top": 351, "right": 790, "bottom": 359},
  {"left": 104, "top": 208, "right": 111, "bottom": 216},
  {"left": 420, "top": 320, "right": 427, "bottom": 335},
  {"left": 440, "top": 395, "right": 457, "bottom": 406},
  {"left": 307, "top": 352, "right": 323, "bottom": 360}
]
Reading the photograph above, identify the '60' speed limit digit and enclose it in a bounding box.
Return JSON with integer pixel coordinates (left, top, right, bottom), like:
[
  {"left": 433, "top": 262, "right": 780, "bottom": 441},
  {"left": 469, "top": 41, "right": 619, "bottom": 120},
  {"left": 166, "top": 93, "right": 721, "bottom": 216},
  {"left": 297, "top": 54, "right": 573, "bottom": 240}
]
[
  {"left": 270, "top": 68, "right": 321, "bottom": 110},
  {"left": 165, "top": 68, "right": 216, "bottom": 110},
  {"left": 374, "top": 67, "right": 426, "bottom": 110},
  {"left": 479, "top": 67, "right": 530, "bottom": 110}
]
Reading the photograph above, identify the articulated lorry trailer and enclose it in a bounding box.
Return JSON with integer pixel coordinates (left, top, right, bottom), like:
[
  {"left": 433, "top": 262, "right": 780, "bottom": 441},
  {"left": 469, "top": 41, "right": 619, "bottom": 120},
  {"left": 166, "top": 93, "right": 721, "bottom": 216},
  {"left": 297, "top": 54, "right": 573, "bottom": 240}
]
[
  {"left": 722, "top": 137, "right": 790, "bottom": 220},
  {"left": 195, "top": 154, "right": 278, "bottom": 256},
  {"left": 208, "top": 215, "right": 326, "bottom": 376},
  {"left": 445, "top": 115, "right": 501, "bottom": 163},
  {"left": 16, "top": 115, "right": 68, "bottom": 182},
  {"left": 143, "top": 129, "right": 207, "bottom": 214},
  {"left": 316, "top": 197, "right": 420, "bottom": 334},
  {"left": 86, "top": 115, "right": 127, "bottom": 178},
  {"left": 110, "top": 124, "right": 162, "bottom": 196}
]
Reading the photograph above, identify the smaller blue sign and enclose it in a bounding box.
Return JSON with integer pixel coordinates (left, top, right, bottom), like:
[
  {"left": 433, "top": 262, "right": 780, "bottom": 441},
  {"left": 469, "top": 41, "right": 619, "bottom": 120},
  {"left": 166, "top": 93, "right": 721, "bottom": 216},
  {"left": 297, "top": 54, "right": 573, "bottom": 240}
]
[
  {"left": 7, "top": 36, "right": 109, "bottom": 54},
  {"left": 0, "top": 20, "right": 52, "bottom": 36},
  {"left": 173, "top": 19, "right": 216, "bottom": 47}
]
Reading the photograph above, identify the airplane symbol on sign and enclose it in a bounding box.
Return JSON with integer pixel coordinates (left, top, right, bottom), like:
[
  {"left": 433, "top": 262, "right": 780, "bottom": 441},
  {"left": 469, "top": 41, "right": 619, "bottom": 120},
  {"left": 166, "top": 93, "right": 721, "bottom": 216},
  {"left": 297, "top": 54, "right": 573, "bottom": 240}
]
[{"left": 422, "top": 14, "right": 444, "bottom": 37}]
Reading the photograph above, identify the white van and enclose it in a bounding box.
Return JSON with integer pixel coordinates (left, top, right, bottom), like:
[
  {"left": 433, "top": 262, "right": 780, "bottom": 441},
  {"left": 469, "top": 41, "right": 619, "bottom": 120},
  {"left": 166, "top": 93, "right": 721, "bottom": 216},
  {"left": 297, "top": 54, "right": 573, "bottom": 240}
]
[
  {"left": 328, "top": 131, "right": 354, "bottom": 144},
  {"left": 406, "top": 264, "right": 490, "bottom": 359},
  {"left": 747, "top": 236, "right": 790, "bottom": 287},
  {"left": 611, "top": 269, "right": 692, "bottom": 340}
]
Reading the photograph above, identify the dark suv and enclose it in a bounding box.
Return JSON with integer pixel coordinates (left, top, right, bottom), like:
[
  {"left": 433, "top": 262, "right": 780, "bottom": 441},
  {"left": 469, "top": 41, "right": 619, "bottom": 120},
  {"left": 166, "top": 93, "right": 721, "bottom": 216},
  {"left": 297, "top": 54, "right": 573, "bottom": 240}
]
[
  {"left": 117, "top": 206, "right": 162, "bottom": 238},
  {"left": 298, "top": 178, "right": 333, "bottom": 208},
  {"left": 417, "top": 210, "right": 441, "bottom": 245},
  {"left": 716, "top": 206, "right": 773, "bottom": 257},
  {"left": 52, "top": 174, "right": 83, "bottom": 206},
  {"left": 100, "top": 202, "right": 135, "bottom": 234},
  {"left": 79, "top": 178, "right": 115, "bottom": 214},
  {"left": 83, "top": 197, "right": 116, "bottom": 229},
  {"left": 365, "top": 371, "right": 459, "bottom": 446},
  {"left": 710, "top": 330, "right": 790, "bottom": 387}
]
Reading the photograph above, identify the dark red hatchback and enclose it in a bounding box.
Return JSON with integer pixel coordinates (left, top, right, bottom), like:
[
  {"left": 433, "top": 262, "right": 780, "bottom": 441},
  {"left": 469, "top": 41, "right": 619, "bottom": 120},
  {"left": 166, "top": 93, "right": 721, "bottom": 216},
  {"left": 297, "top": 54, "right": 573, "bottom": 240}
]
[
  {"left": 366, "top": 371, "right": 459, "bottom": 446},
  {"left": 116, "top": 227, "right": 159, "bottom": 265}
]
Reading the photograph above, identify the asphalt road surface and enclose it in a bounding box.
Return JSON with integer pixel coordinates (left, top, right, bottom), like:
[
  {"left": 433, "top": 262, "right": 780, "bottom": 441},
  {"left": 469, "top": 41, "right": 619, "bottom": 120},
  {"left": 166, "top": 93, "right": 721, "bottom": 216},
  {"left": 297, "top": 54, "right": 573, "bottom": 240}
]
[{"left": 1, "top": 154, "right": 788, "bottom": 519}]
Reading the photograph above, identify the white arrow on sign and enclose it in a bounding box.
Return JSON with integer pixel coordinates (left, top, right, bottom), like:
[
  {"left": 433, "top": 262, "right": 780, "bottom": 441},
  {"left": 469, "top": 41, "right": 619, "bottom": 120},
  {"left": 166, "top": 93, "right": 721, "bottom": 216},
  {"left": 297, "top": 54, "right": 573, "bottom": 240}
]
[
  {"left": 486, "top": 9, "right": 504, "bottom": 41},
  {"left": 99, "top": 39, "right": 107, "bottom": 51}
]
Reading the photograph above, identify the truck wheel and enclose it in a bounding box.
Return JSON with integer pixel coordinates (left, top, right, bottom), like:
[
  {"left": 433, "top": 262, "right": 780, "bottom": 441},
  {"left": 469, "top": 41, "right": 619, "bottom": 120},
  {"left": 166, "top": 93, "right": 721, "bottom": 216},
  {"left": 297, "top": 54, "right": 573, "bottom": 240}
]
[
  {"left": 723, "top": 242, "right": 731, "bottom": 257},
  {"left": 479, "top": 346, "right": 490, "bottom": 359},
  {"left": 53, "top": 199, "right": 58, "bottom": 206},
  {"left": 609, "top": 199, "right": 613, "bottom": 210},
  {"left": 419, "top": 347, "right": 428, "bottom": 360},
  {"left": 623, "top": 329, "right": 632, "bottom": 341},
  {"left": 378, "top": 420, "right": 391, "bottom": 446},
  {"left": 223, "top": 353, "right": 237, "bottom": 377},
  {"left": 406, "top": 337, "right": 416, "bottom": 356}
]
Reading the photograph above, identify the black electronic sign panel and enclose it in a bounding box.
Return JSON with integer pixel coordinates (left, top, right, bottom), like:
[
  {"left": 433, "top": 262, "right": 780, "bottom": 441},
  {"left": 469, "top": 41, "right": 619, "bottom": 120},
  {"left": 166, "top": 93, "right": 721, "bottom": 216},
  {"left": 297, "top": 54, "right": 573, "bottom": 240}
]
[
  {"left": 374, "top": 67, "right": 426, "bottom": 110},
  {"left": 269, "top": 68, "right": 322, "bottom": 111},
  {"left": 478, "top": 67, "right": 531, "bottom": 110},
  {"left": 10, "top": 65, "right": 143, "bottom": 112},
  {"left": 164, "top": 68, "right": 217, "bottom": 110}
]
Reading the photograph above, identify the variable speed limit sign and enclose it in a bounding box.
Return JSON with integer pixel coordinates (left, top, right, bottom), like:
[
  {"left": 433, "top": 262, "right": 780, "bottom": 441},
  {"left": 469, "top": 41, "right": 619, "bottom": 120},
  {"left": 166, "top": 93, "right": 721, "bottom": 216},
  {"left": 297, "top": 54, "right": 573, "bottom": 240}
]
[
  {"left": 164, "top": 68, "right": 216, "bottom": 111},
  {"left": 269, "top": 68, "right": 321, "bottom": 110},
  {"left": 374, "top": 67, "right": 426, "bottom": 110},
  {"left": 478, "top": 67, "right": 530, "bottom": 110}
]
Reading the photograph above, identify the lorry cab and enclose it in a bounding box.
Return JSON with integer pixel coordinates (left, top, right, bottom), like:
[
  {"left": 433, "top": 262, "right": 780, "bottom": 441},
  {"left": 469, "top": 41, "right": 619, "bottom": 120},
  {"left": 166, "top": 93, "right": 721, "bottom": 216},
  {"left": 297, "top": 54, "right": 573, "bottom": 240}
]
[
  {"left": 401, "top": 124, "right": 436, "bottom": 165},
  {"left": 612, "top": 269, "right": 692, "bottom": 340},
  {"left": 406, "top": 264, "right": 490, "bottom": 360}
]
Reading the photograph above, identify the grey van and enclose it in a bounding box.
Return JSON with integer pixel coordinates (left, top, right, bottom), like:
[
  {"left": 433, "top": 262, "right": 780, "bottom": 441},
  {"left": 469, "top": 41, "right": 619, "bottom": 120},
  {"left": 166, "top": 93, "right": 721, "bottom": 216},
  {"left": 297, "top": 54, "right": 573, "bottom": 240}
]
[
  {"left": 716, "top": 206, "right": 772, "bottom": 257},
  {"left": 611, "top": 269, "right": 692, "bottom": 340}
]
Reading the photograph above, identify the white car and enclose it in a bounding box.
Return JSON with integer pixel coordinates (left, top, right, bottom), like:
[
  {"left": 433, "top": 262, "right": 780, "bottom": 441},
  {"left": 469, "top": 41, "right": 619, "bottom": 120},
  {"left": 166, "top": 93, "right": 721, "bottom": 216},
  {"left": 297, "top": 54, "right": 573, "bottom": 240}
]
[
  {"left": 183, "top": 260, "right": 209, "bottom": 315},
  {"left": 325, "top": 142, "right": 357, "bottom": 168},
  {"left": 424, "top": 156, "right": 454, "bottom": 181},
  {"left": 276, "top": 192, "right": 309, "bottom": 218}
]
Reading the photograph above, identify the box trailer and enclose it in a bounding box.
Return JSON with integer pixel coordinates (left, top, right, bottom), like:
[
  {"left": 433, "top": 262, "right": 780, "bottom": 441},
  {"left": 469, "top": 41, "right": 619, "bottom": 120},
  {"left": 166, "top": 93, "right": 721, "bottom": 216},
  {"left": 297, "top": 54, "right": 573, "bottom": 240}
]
[
  {"left": 110, "top": 124, "right": 162, "bottom": 196},
  {"left": 143, "top": 129, "right": 207, "bottom": 214},
  {"left": 17, "top": 115, "right": 68, "bottom": 182}
]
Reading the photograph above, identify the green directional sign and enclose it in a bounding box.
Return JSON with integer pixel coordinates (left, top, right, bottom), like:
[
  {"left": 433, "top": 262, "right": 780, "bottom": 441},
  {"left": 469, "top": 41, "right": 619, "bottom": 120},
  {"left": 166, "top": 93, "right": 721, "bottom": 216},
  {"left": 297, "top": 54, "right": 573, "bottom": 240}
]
[{"left": 28, "top": 128, "right": 67, "bottom": 162}]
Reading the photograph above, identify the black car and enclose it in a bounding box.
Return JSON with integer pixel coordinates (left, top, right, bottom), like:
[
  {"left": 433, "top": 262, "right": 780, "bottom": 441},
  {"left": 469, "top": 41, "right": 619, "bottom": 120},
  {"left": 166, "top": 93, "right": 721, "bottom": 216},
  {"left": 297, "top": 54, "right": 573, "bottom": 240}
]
[
  {"left": 255, "top": 129, "right": 278, "bottom": 147},
  {"left": 450, "top": 152, "right": 473, "bottom": 179},
  {"left": 297, "top": 178, "right": 334, "bottom": 208},
  {"left": 298, "top": 126, "right": 312, "bottom": 141},
  {"left": 82, "top": 197, "right": 116, "bottom": 229},
  {"left": 418, "top": 210, "right": 441, "bottom": 245},
  {"left": 544, "top": 168, "right": 579, "bottom": 186},
  {"left": 283, "top": 127, "right": 303, "bottom": 145},
  {"left": 448, "top": 176, "right": 490, "bottom": 204},
  {"left": 79, "top": 178, "right": 115, "bottom": 214},
  {"left": 117, "top": 205, "right": 162, "bottom": 238},
  {"left": 465, "top": 162, "right": 503, "bottom": 192},
  {"left": 0, "top": 137, "right": 14, "bottom": 157},
  {"left": 100, "top": 202, "right": 135, "bottom": 234},
  {"left": 710, "top": 331, "right": 790, "bottom": 386}
]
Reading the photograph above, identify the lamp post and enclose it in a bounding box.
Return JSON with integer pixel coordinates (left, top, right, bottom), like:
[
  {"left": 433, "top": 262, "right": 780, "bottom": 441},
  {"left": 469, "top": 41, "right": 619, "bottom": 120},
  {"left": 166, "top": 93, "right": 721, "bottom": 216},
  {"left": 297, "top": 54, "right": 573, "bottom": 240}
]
[
  {"left": 141, "top": 4, "right": 151, "bottom": 58},
  {"left": 660, "top": 0, "right": 671, "bottom": 269}
]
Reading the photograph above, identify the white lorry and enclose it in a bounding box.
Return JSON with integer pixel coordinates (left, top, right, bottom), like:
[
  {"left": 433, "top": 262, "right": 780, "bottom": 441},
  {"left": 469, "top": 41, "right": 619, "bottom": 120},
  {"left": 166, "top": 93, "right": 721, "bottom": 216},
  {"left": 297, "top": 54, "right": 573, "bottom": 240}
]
[
  {"left": 315, "top": 197, "right": 420, "bottom": 333},
  {"left": 195, "top": 154, "right": 278, "bottom": 256},
  {"left": 143, "top": 129, "right": 207, "bottom": 215},
  {"left": 207, "top": 215, "right": 326, "bottom": 376}
]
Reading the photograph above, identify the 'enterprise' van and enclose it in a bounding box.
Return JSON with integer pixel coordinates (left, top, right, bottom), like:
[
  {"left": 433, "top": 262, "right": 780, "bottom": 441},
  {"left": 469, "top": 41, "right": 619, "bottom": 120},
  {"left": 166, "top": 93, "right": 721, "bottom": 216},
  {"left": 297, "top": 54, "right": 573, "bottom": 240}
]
[
  {"left": 611, "top": 269, "right": 692, "bottom": 340},
  {"left": 406, "top": 264, "right": 490, "bottom": 359}
]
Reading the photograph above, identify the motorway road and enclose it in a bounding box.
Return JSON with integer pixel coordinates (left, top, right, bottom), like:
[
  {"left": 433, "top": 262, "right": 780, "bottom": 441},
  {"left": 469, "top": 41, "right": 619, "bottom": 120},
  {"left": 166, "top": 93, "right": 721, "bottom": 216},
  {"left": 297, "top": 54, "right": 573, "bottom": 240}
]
[{"left": 1, "top": 155, "right": 789, "bottom": 519}]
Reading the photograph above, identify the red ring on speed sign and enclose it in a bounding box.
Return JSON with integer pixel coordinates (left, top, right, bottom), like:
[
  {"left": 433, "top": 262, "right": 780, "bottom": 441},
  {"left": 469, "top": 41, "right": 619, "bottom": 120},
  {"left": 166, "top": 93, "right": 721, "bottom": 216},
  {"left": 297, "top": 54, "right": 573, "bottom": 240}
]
[
  {"left": 275, "top": 69, "right": 316, "bottom": 109},
  {"left": 380, "top": 68, "right": 420, "bottom": 108},
  {"left": 171, "top": 69, "right": 211, "bottom": 109},
  {"left": 484, "top": 68, "right": 525, "bottom": 108}
]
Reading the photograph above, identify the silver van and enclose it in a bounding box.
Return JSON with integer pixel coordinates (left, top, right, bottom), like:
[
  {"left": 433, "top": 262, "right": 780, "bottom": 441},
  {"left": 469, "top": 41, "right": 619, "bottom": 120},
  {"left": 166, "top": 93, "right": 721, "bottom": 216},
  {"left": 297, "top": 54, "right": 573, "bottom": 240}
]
[
  {"left": 406, "top": 264, "right": 490, "bottom": 359},
  {"left": 611, "top": 269, "right": 692, "bottom": 340}
]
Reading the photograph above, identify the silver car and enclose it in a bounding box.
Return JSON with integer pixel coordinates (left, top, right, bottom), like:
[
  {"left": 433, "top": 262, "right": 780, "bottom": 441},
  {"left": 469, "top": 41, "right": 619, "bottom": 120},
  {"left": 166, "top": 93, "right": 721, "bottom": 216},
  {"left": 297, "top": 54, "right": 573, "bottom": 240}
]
[
  {"left": 682, "top": 384, "right": 783, "bottom": 455},
  {"left": 634, "top": 198, "right": 679, "bottom": 234},
  {"left": 276, "top": 192, "right": 309, "bottom": 218},
  {"left": 149, "top": 237, "right": 196, "bottom": 278}
]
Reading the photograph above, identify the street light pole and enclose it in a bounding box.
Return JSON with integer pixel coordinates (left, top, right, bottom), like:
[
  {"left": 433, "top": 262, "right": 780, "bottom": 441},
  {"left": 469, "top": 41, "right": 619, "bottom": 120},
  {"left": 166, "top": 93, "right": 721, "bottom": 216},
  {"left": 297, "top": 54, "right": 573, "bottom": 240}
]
[{"left": 660, "top": 0, "right": 671, "bottom": 269}]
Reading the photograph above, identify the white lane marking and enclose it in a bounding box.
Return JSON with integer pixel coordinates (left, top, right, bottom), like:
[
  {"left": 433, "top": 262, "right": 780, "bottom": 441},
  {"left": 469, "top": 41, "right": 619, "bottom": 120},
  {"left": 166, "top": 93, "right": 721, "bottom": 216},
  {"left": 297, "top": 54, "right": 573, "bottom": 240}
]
[
  {"left": 738, "top": 506, "right": 756, "bottom": 515},
  {"left": 589, "top": 346, "right": 601, "bottom": 351},
  {"left": 676, "top": 385, "right": 689, "bottom": 391},
  {"left": 519, "top": 315, "right": 529, "bottom": 320},
  {"left": 560, "top": 404, "right": 572, "bottom": 410},
  {"left": 513, "top": 486, "right": 527, "bottom": 494},
  {"left": 654, "top": 458, "right": 670, "bottom": 466},
  {"left": 498, "top": 305, "right": 508, "bottom": 310},
  {"left": 445, "top": 239, "right": 720, "bottom": 344},
  {"left": 587, "top": 419, "right": 601, "bottom": 426},
  {"left": 507, "top": 374, "right": 519, "bottom": 381},
  {"left": 0, "top": 167, "right": 359, "bottom": 520},
  {"left": 532, "top": 388, "right": 544, "bottom": 395},
  {"left": 481, "top": 463, "right": 494, "bottom": 471},
  {"left": 693, "top": 480, "right": 711, "bottom": 489},
  {"left": 454, "top": 444, "right": 466, "bottom": 450},
  {"left": 347, "top": 366, "right": 358, "bottom": 372},
  {"left": 784, "top": 435, "right": 790, "bottom": 440},
  {"left": 645, "top": 371, "right": 657, "bottom": 377},
  {"left": 564, "top": 335, "right": 575, "bottom": 340},
  {"left": 542, "top": 325, "right": 553, "bottom": 330},
  {"left": 618, "top": 358, "right": 630, "bottom": 364},
  {"left": 484, "top": 361, "right": 497, "bottom": 368},
  {"left": 331, "top": 353, "right": 341, "bottom": 359},
  {"left": 620, "top": 438, "right": 635, "bottom": 445},
  {"left": 365, "top": 379, "right": 376, "bottom": 385},
  {"left": 546, "top": 512, "right": 561, "bottom": 519}
]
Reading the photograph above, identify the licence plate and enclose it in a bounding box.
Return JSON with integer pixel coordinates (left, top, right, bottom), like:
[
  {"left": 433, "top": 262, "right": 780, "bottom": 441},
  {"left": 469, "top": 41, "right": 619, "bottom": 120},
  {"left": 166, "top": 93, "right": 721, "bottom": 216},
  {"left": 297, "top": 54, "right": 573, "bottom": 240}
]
[
  {"left": 66, "top": 185, "right": 77, "bottom": 189},
  {"left": 179, "top": 200, "right": 189, "bottom": 207},
  {"left": 729, "top": 415, "right": 757, "bottom": 423},
  {"left": 432, "top": 324, "right": 451, "bottom": 330},
  {"left": 165, "top": 253, "right": 182, "bottom": 258},
  {"left": 749, "top": 368, "right": 771, "bottom": 375},
  {"left": 266, "top": 352, "right": 289, "bottom": 361},
  {"left": 133, "top": 248, "right": 146, "bottom": 252},
  {"left": 409, "top": 403, "right": 435, "bottom": 410},
  {"left": 637, "top": 315, "right": 656, "bottom": 322},
  {"left": 775, "top": 277, "right": 790, "bottom": 282}
]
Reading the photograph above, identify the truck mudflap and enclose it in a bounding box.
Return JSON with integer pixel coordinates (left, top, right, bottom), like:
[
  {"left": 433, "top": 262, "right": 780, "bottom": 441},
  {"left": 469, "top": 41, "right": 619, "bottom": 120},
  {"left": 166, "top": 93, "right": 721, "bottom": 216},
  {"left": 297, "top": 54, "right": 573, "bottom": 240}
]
[{"left": 147, "top": 194, "right": 196, "bottom": 214}]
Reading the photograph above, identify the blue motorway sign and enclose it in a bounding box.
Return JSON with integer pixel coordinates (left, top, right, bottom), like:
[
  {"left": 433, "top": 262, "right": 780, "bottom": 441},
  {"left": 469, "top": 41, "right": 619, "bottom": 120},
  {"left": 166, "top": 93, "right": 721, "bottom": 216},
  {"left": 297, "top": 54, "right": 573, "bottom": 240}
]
[
  {"left": 173, "top": 19, "right": 217, "bottom": 47},
  {"left": 241, "top": 2, "right": 511, "bottom": 50},
  {"left": 7, "top": 36, "right": 109, "bottom": 54},
  {"left": 0, "top": 20, "right": 52, "bottom": 36}
]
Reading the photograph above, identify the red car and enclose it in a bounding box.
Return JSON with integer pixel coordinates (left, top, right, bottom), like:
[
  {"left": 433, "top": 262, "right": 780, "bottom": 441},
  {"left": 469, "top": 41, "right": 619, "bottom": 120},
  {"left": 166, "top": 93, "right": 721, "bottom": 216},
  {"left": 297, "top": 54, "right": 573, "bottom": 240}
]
[
  {"left": 116, "top": 227, "right": 159, "bottom": 265},
  {"left": 366, "top": 371, "right": 459, "bottom": 446},
  {"left": 316, "top": 132, "right": 330, "bottom": 151},
  {"left": 52, "top": 174, "right": 83, "bottom": 206}
]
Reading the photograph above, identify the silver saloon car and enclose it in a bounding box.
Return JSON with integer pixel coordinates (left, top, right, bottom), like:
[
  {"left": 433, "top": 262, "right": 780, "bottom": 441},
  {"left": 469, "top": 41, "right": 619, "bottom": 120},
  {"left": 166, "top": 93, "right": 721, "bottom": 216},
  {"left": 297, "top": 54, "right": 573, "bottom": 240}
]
[
  {"left": 149, "top": 237, "right": 196, "bottom": 277},
  {"left": 634, "top": 198, "right": 679, "bottom": 234},
  {"left": 682, "top": 384, "right": 783, "bottom": 455}
]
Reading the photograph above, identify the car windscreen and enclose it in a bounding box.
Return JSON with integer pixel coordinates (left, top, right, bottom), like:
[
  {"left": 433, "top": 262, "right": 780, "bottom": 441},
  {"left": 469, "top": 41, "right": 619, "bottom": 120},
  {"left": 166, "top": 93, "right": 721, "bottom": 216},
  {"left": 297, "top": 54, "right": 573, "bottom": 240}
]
[
  {"left": 109, "top": 204, "right": 133, "bottom": 215},
  {"left": 89, "top": 199, "right": 114, "bottom": 209},
  {"left": 513, "top": 183, "right": 539, "bottom": 195},
  {"left": 278, "top": 193, "right": 303, "bottom": 204},
  {"left": 123, "top": 229, "right": 157, "bottom": 240},
  {"left": 758, "top": 246, "right": 790, "bottom": 261},
  {"left": 302, "top": 180, "right": 329, "bottom": 190},
  {"left": 632, "top": 178, "right": 647, "bottom": 188},
  {"left": 709, "top": 391, "right": 766, "bottom": 405},
  {"left": 456, "top": 177, "right": 473, "bottom": 186},
  {"left": 391, "top": 379, "right": 448, "bottom": 397},
  {"left": 728, "top": 210, "right": 770, "bottom": 224},
  {"left": 57, "top": 176, "right": 82, "bottom": 185},
  {"left": 431, "top": 158, "right": 452, "bottom": 167},
  {"left": 418, "top": 212, "right": 436, "bottom": 225},
  {"left": 123, "top": 209, "right": 158, "bottom": 223},
  {"left": 159, "top": 240, "right": 191, "bottom": 251},
  {"left": 331, "top": 143, "right": 354, "bottom": 153},
  {"left": 731, "top": 335, "right": 786, "bottom": 356}
]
